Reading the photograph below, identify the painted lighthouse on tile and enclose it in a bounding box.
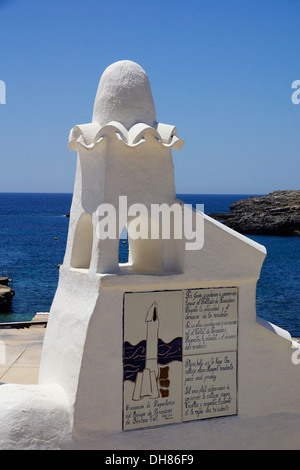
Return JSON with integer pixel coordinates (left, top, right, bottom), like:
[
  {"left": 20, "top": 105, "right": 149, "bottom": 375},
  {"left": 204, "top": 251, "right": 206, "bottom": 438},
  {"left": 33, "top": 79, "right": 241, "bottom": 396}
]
[{"left": 123, "top": 290, "right": 183, "bottom": 430}]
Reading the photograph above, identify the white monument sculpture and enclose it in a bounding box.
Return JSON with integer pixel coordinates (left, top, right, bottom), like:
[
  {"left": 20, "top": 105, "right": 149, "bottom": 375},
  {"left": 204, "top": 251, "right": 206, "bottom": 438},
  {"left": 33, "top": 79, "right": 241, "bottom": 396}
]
[{"left": 0, "top": 60, "right": 299, "bottom": 449}]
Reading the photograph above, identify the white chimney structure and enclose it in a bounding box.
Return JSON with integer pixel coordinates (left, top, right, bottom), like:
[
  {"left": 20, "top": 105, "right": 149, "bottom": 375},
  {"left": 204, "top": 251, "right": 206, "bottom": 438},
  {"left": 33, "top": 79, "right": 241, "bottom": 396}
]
[{"left": 0, "top": 60, "right": 298, "bottom": 450}]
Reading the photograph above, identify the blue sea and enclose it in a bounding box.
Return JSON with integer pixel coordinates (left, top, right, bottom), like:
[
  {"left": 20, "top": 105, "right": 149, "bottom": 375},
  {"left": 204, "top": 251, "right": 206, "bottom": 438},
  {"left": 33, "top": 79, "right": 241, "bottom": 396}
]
[{"left": 0, "top": 193, "right": 299, "bottom": 337}]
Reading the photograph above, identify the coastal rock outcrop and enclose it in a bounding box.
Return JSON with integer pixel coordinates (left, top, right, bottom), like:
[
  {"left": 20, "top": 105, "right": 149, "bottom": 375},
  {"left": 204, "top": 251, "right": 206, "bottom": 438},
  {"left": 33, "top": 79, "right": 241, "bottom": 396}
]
[
  {"left": 209, "top": 190, "right": 300, "bottom": 236},
  {"left": 0, "top": 277, "right": 15, "bottom": 312}
]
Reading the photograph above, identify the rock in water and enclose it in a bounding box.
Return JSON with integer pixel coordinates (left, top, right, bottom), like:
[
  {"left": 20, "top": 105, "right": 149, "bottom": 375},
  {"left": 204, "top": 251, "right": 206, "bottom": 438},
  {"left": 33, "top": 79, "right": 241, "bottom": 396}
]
[
  {"left": 209, "top": 190, "right": 300, "bottom": 236},
  {"left": 0, "top": 277, "right": 15, "bottom": 312}
]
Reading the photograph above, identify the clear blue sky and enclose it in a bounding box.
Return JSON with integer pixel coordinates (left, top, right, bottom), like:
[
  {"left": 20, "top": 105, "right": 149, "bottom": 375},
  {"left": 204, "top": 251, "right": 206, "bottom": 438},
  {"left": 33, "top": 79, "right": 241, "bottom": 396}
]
[{"left": 0, "top": 0, "right": 299, "bottom": 194}]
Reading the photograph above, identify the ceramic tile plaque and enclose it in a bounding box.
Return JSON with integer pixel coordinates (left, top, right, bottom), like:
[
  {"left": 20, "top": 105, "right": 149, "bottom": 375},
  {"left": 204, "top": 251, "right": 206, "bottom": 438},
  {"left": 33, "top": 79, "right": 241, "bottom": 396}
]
[
  {"left": 123, "top": 287, "right": 238, "bottom": 430},
  {"left": 183, "top": 287, "right": 238, "bottom": 354}
]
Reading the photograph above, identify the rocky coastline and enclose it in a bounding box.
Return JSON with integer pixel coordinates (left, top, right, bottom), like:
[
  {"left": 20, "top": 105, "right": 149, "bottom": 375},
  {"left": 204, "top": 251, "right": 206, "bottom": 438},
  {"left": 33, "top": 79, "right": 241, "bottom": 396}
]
[
  {"left": 0, "top": 277, "right": 15, "bottom": 312},
  {"left": 209, "top": 190, "right": 300, "bottom": 236}
]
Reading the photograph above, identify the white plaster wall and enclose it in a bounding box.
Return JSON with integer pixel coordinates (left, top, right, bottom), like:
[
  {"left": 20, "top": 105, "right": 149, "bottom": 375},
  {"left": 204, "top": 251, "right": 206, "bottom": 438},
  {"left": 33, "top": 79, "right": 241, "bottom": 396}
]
[
  {"left": 0, "top": 384, "right": 72, "bottom": 450},
  {"left": 103, "top": 139, "right": 177, "bottom": 208},
  {"left": 184, "top": 214, "right": 267, "bottom": 281},
  {"left": 69, "top": 276, "right": 300, "bottom": 450},
  {"left": 39, "top": 268, "right": 101, "bottom": 405}
]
